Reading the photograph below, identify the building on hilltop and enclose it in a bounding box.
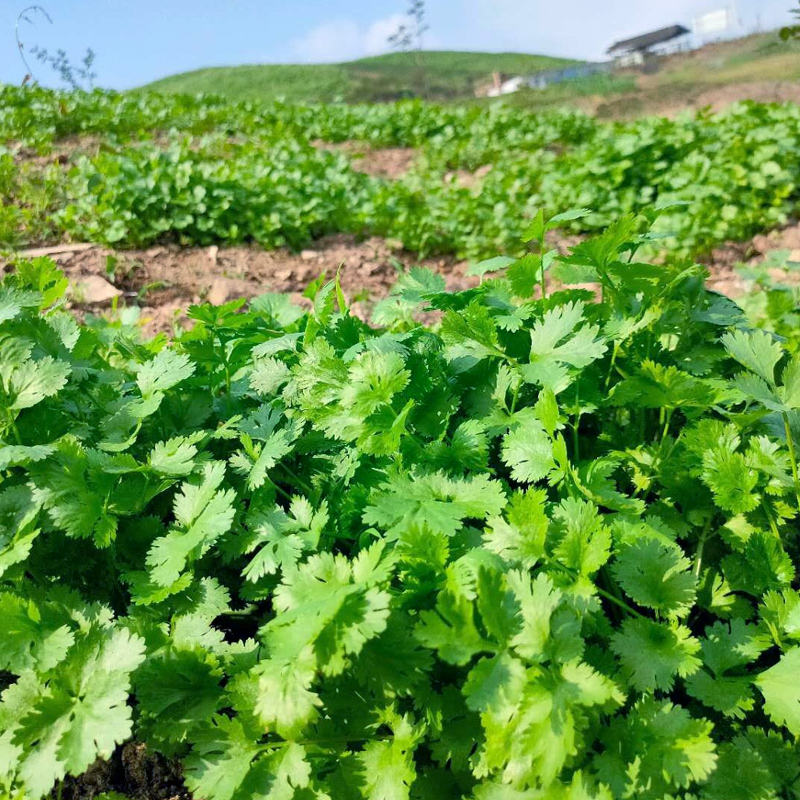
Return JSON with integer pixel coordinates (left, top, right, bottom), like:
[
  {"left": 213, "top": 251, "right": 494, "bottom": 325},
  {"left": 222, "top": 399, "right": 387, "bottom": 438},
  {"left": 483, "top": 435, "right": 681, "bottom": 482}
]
[{"left": 607, "top": 24, "right": 691, "bottom": 66}]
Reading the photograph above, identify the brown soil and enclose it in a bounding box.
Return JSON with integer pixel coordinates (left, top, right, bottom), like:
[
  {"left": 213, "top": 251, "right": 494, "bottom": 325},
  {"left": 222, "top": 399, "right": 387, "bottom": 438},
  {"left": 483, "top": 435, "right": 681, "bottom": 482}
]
[
  {"left": 705, "top": 220, "right": 800, "bottom": 296},
  {"left": 8, "top": 222, "right": 799, "bottom": 337},
  {"left": 9, "top": 235, "right": 473, "bottom": 335},
  {"left": 691, "top": 81, "right": 800, "bottom": 112},
  {"left": 57, "top": 742, "right": 189, "bottom": 800},
  {"left": 593, "top": 80, "right": 800, "bottom": 121},
  {"left": 12, "top": 134, "right": 104, "bottom": 167},
  {"left": 312, "top": 140, "right": 418, "bottom": 178},
  {"left": 445, "top": 163, "right": 493, "bottom": 189}
]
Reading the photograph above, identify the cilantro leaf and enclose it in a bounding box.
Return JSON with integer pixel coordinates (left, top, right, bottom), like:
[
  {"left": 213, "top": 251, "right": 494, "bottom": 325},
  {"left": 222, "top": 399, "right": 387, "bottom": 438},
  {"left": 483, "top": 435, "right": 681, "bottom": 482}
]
[
  {"left": 755, "top": 647, "right": 800, "bottom": 736},
  {"left": 611, "top": 618, "right": 701, "bottom": 693},
  {"left": 521, "top": 302, "right": 606, "bottom": 392},
  {"left": 612, "top": 538, "right": 696, "bottom": 618}
]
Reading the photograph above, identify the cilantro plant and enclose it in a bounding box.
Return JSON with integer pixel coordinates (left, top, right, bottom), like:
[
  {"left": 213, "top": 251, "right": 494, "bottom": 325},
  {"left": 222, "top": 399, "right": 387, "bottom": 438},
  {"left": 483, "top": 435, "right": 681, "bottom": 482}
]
[{"left": 3, "top": 212, "right": 800, "bottom": 799}]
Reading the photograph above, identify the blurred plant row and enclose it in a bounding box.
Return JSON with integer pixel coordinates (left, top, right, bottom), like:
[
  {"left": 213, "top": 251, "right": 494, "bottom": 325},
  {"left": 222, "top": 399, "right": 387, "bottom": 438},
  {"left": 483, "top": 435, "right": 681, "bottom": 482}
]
[{"left": 1, "top": 86, "right": 800, "bottom": 260}]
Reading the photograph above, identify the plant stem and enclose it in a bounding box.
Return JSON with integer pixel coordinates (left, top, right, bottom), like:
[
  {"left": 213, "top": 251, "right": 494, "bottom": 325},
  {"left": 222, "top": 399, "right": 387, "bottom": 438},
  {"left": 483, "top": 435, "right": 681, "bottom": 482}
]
[
  {"left": 10, "top": 418, "right": 23, "bottom": 445},
  {"left": 278, "top": 463, "right": 313, "bottom": 496},
  {"left": 547, "top": 560, "right": 647, "bottom": 619},
  {"left": 783, "top": 412, "right": 800, "bottom": 512},
  {"left": 693, "top": 521, "right": 711, "bottom": 579},
  {"left": 509, "top": 383, "right": 521, "bottom": 415},
  {"left": 260, "top": 733, "right": 392, "bottom": 752},
  {"left": 268, "top": 478, "right": 294, "bottom": 503},
  {"left": 604, "top": 343, "right": 619, "bottom": 390},
  {"left": 539, "top": 253, "right": 547, "bottom": 303},
  {"left": 659, "top": 409, "right": 673, "bottom": 445},
  {"left": 572, "top": 384, "right": 580, "bottom": 462}
]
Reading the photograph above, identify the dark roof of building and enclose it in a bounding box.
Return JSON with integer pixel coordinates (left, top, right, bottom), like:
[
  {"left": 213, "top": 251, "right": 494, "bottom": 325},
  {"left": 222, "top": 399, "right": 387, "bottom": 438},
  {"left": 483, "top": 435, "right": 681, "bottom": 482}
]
[{"left": 607, "top": 24, "right": 690, "bottom": 54}]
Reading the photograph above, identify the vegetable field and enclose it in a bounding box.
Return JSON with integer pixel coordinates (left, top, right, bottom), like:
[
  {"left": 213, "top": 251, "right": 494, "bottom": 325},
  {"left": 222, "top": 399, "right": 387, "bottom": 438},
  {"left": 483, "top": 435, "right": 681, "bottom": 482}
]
[
  {"left": 3, "top": 87, "right": 800, "bottom": 260},
  {"left": 3, "top": 86, "right": 800, "bottom": 800}
]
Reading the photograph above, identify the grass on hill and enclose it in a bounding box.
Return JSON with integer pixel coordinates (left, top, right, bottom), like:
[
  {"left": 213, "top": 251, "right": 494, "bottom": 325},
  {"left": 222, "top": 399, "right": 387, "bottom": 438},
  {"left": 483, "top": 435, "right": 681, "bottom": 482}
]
[{"left": 142, "top": 50, "right": 578, "bottom": 103}]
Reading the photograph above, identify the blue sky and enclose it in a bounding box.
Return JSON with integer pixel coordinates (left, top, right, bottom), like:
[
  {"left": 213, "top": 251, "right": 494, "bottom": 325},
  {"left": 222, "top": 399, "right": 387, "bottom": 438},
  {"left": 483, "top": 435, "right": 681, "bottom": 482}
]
[{"left": 0, "top": 0, "right": 795, "bottom": 89}]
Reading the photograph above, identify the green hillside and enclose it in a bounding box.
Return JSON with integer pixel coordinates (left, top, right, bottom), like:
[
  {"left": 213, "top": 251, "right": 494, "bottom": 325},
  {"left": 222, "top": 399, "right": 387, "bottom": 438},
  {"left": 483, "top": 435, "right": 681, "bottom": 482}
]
[{"left": 142, "top": 50, "right": 578, "bottom": 103}]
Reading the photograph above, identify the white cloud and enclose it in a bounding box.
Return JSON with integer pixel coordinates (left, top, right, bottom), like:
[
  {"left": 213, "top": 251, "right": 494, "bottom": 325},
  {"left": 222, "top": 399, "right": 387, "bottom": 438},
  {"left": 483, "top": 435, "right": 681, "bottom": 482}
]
[
  {"left": 364, "top": 14, "right": 407, "bottom": 56},
  {"left": 292, "top": 19, "right": 363, "bottom": 62},
  {"left": 293, "top": 12, "right": 439, "bottom": 63}
]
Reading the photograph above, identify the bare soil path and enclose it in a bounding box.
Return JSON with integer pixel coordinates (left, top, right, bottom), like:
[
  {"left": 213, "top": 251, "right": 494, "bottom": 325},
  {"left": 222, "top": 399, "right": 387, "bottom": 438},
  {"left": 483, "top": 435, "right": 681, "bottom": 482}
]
[{"left": 6, "top": 222, "right": 799, "bottom": 336}]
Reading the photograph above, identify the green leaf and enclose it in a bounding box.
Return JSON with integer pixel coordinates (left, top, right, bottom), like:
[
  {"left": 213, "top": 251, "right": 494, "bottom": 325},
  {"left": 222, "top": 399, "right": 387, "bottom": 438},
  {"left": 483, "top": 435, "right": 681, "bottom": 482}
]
[
  {"left": 521, "top": 302, "right": 606, "bottom": 392},
  {"left": 508, "top": 572, "right": 561, "bottom": 661},
  {"left": 441, "top": 301, "right": 502, "bottom": 365},
  {"left": 7, "top": 625, "right": 145, "bottom": 799},
  {"left": 148, "top": 433, "right": 204, "bottom": 476},
  {"left": 364, "top": 471, "right": 506, "bottom": 540},
  {"left": 549, "top": 497, "right": 611, "bottom": 577},
  {"left": 357, "top": 713, "right": 424, "bottom": 800},
  {"left": 184, "top": 715, "right": 312, "bottom": 800},
  {"left": 704, "top": 729, "right": 800, "bottom": 800},
  {"left": 755, "top": 647, "right": 800, "bottom": 736},
  {"left": 0, "top": 286, "right": 41, "bottom": 323},
  {"left": 135, "top": 649, "right": 223, "bottom": 751},
  {"left": 483, "top": 488, "right": 548, "bottom": 568},
  {"left": 0, "top": 593, "right": 73, "bottom": 674},
  {"left": 466, "top": 256, "right": 516, "bottom": 278},
  {"left": 722, "top": 329, "right": 784, "bottom": 385},
  {"left": 779, "top": 354, "right": 800, "bottom": 409},
  {"left": 501, "top": 414, "right": 555, "bottom": 484},
  {"left": 507, "top": 254, "right": 542, "bottom": 298},
  {"left": 611, "top": 618, "right": 701, "bottom": 693},
  {"left": 146, "top": 462, "right": 236, "bottom": 586},
  {"left": 136, "top": 348, "right": 195, "bottom": 397},
  {"left": 249, "top": 356, "right": 291, "bottom": 396},
  {"left": 7, "top": 356, "right": 70, "bottom": 410},
  {"left": 595, "top": 698, "right": 716, "bottom": 799},
  {"left": 612, "top": 538, "right": 696, "bottom": 618}
]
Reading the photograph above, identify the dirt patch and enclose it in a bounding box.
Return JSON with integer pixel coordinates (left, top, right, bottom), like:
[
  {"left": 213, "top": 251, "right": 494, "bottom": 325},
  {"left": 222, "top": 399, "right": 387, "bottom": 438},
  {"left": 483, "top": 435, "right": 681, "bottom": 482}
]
[
  {"left": 10, "top": 134, "right": 104, "bottom": 167},
  {"left": 594, "top": 78, "right": 800, "bottom": 120},
  {"left": 57, "top": 742, "right": 189, "bottom": 800},
  {"left": 445, "top": 164, "right": 493, "bottom": 189},
  {"left": 706, "top": 220, "right": 800, "bottom": 296},
  {"left": 313, "top": 140, "right": 418, "bottom": 179},
  {"left": 7, "top": 235, "right": 472, "bottom": 335},
  {"left": 8, "top": 223, "right": 799, "bottom": 336},
  {"left": 692, "top": 82, "right": 800, "bottom": 112}
]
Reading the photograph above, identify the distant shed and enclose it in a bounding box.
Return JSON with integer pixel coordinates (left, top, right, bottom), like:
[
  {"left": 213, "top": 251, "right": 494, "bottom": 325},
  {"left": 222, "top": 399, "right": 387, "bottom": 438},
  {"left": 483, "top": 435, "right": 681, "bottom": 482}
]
[{"left": 607, "top": 24, "right": 690, "bottom": 66}]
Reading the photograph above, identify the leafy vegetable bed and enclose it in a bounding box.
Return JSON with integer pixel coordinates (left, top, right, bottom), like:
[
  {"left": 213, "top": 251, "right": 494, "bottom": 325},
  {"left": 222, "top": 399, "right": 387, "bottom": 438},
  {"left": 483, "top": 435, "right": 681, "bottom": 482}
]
[
  {"left": 2, "top": 214, "right": 800, "bottom": 800},
  {"left": 3, "top": 87, "right": 800, "bottom": 260}
]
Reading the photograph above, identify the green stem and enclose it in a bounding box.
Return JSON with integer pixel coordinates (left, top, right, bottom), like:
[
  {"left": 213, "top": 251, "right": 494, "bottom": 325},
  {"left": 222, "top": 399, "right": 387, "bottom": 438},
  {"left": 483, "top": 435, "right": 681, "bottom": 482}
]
[
  {"left": 783, "top": 412, "right": 800, "bottom": 513},
  {"left": 509, "top": 383, "right": 521, "bottom": 415},
  {"left": 278, "top": 463, "right": 313, "bottom": 496},
  {"left": 604, "top": 343, "right": 619, "bottom": 390},
  {"left": 659, "top": 409, "right": 673, "bottom": 446},
  {"left": 596, "top": 584, "right": 647, "bottom": 620},
  {"left": 693, "top": 521, "right": 711, "bottom": 579},
  {"left": 764, "top": 501, "right": 781, "bottom": 538},
  {"left": 539, "top": 253, "right": 547, "bottom": 304},
  {"left": 9, "top": 418, "right": 22, "bottom": 445},
  {"left": 547, "top": 560, "right": 647, "bottom": 619},
  {"left": 572, "top": 384, "right": 580, "bottom": 463},
  {"left": 259, "top": 733, "right": 392, "bottom": 752},
  {"left": 268, "top": 478, "right": 294, "bottom": 503}
]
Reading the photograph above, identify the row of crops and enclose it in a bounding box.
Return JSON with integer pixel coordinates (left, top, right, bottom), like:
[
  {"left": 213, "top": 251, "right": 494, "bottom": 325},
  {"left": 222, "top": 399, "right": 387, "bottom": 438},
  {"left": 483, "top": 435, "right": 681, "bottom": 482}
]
[
  {"left": 2, "top": 86, "right": 800, "bottom": 258},
  {"left": 2, "top": 206, "right": 800, "bottom": 799},
  {"left": 3, "top": 85, "right": 800, "bottom": 800}
]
